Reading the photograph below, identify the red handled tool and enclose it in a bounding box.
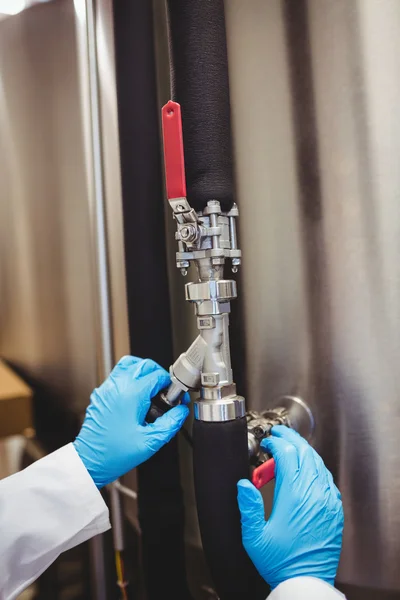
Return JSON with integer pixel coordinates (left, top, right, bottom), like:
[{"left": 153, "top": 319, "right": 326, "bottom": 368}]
[
  {"left": 146, "top": 101, "right": 190, "bottom": 425},
  {"left": 252, "top": 458, "right": 275, "bottom": 489},
  {"left": 161, "top": 101, "right": 187, "bottom": 200}
]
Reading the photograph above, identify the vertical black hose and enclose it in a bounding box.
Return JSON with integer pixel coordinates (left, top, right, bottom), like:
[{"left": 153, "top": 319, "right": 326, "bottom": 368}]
[
  {"left": 137, "top": 438, "right": 192, "bottom": 599},
  {"left": 193, "top": 419, "right": 269, "bottom": 599},
  {"left": 166, "top": 1, "right": 267, "bottom": 597},
  {"left": 166, "top": 0, "right": 235, "bottom": 213},
  {"left": 113, "top": 2, "right": 191, "bottom": 598}
]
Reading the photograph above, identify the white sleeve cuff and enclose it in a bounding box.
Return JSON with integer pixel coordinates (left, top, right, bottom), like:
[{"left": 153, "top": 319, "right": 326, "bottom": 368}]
[
  {"left": 59, "top": 443, "right": 112, "bottom": 547},
  {"left": 0, "top": 443, "right": 111, "bottom": 600},
  {"left": 269, "top": 577, "right": 345, "bottom": 600}
]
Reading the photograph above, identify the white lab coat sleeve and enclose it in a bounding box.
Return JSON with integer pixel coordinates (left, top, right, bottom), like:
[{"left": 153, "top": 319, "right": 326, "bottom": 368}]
[
  {"left": 0, "top": 443, "right": 111, "bottom": 600},
  {"left": 269, "top": 577, "right": 346, "bottom": 599}
]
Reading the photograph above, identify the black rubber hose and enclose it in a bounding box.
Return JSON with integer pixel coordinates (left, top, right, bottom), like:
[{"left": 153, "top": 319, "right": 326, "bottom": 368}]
[
  {"left": 193, "top": 418, "right": 269, "bottom": 600},
  {"left": 166, "top": 0, "right": 235, "bottom": 213},
  {"left": 137, "top": 437, "right": 192, "bottom": 599},
  {"left": 113, "top": 1, "right": 191, "bottom": 597},
  {"left": 138, "top": 395, "right": 192, "bottom": 599}
]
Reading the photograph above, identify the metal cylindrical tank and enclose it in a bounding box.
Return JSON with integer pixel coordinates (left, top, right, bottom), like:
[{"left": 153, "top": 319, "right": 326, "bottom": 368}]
[{"left": 224, "top": 0, "right": 400, "bottom": 596}]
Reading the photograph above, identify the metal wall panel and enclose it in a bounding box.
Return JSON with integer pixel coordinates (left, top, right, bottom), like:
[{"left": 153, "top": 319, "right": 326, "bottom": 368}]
[
  {"left": 0, "top": 0, "right": 98, "bottom": 415},
  {"left": 3, "top": 0, "right": 400, "bottom": 596},
  {"left": 0, "top": 0, "right": 129, "bottom": 419},
  {"left": 0, "top": 1, "right": 129, "bottom": 594},
  {"left": 225, "top": 0, "right": 400, "bottom": 595}
]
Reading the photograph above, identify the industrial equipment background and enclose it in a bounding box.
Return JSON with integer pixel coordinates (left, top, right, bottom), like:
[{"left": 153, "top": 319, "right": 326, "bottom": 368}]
[{"left": 1, "top": 0, "right": 400, "bottom": 599}]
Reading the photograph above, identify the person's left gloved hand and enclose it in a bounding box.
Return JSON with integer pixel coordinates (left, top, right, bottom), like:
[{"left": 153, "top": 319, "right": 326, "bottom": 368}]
[{"left": 73, "top": 355, "right": 189, "bottom": 488}]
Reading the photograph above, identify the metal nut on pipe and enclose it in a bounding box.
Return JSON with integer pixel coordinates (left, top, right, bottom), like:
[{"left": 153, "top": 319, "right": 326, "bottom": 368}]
[
  {"left": 185, "top": 279, "right": 237, "bottom": 303},
  {"left": 194, "top": 396, "right": 246, "bottom": 422}
]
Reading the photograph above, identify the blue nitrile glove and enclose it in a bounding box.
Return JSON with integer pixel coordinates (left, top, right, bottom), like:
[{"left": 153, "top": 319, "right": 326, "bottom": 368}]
[
  {"left": 237, "top": 425, "right": 343, "bottom": 590},
  {"left": 73, "top": 355, "right": 189, "bottom": 488}
]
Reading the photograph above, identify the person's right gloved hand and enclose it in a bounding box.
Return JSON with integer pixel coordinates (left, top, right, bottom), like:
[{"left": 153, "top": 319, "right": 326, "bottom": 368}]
[
  {"left": 73, "top": 356, "right": 189, "bottom": 489},
  {"left": 237, "top": 426, "right": 343, "bottom": 590}
]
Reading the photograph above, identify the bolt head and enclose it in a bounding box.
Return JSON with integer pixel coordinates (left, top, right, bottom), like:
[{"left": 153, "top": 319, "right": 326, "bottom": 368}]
[
  {"left": 253, "top": 426, "right": 266, "bottom": 439},
  {"left": 177, "top": 260, "right": 190, "bottom": 270},
  {"left": 180, "top": 224, "right": 197, "bottom": 242},
  {"left": 181, "top": 226, "right": 189, "bottom": 237}
]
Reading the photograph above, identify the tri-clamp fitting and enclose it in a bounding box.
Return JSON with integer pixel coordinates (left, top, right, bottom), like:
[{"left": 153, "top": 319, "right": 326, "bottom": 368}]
[{"left": 159, "top": 101, "right": 244, "bottom": 422}]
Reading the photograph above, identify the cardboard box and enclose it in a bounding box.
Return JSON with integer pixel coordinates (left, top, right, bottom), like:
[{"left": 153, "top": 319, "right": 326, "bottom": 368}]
[{"left": 0, "top": 360, "right": 33, "bottom": 439}]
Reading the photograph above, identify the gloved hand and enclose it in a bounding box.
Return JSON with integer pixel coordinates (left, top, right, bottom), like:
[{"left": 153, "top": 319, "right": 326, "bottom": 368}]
[
  {"left": 73, "top": 355, "right": 189, "bottom": 488},
  {"left": 237, "top": 426, "right": 343, "bottom": 590}
]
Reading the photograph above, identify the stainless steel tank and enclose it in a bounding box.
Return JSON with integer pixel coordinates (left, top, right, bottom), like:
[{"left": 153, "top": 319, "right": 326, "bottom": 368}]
[
  {"left": 223, "top": 0, "right": 400, "bottom": 596},
  {"left": 0, "top": 0, "right": 128, "bottom": 417},
  {"left": 0, "top": 1, "right": 129, "bottom": 596},
  {"left": 2, "top": 0, "right": 400, "bottom": 597}
]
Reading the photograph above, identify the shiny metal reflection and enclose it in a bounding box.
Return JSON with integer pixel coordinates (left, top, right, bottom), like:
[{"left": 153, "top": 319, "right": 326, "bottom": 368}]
[
  {"left": 225, "top": 0, "right": 400, "bottom": 593},
  {"left": 0, "top": 0, "right": 129, "bottom": 596}
]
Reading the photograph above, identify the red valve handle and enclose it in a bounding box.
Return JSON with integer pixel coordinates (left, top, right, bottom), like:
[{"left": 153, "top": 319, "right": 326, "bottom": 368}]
[
  {"left": 251, "top": 458, "right": 275, "bottom": 490},
  {"left": 161, "top": 101, "right": 187, "bottom": 200}
]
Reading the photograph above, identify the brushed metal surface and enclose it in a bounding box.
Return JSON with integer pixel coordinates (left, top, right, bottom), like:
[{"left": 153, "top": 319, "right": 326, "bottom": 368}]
[
  {"left": 94, "top": 0, "right": 130, "bottom": 365},
  {"left": 225, "top": 0, "right": 400, "bottom": 594},
  {"left": 4, "top": 0, "right": 398, "bottom": 596},
  {"left": 0, "top": 1, "right": 127, "bottom": 596},
  {"left": 0, "top": 1, "right": 129, "bottom": 594},
  {"left": 0, "top": 0, "right": 129, "bottom": 409},
  {"left": 0, "top": 0, "right": 98, "bottom": 413}
]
